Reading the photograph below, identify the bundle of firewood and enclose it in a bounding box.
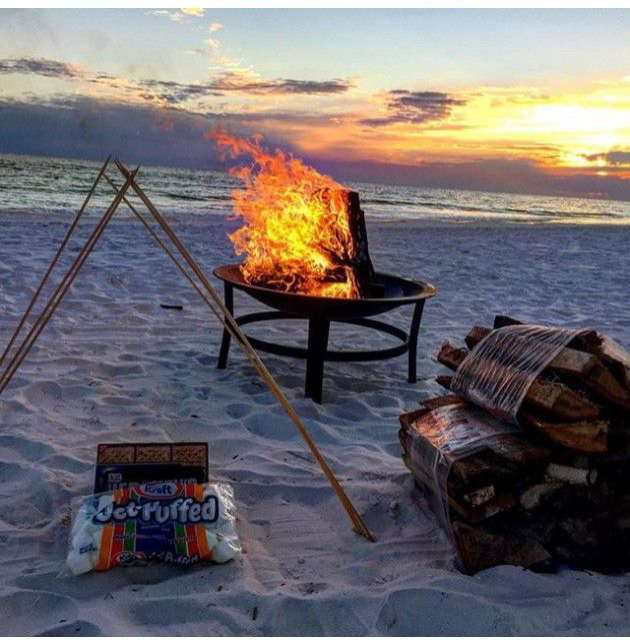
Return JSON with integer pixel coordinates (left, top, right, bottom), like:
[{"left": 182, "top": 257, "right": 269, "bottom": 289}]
[{"left": 400, "top": 316, "right": 630, "bottom": 574}]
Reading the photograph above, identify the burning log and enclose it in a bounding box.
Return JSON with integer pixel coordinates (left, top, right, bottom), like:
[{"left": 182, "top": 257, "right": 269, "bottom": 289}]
[
  {"left": 344, "top": 191, "right": 376, "bottom": 297},
  {"left": 285, "top": 189, "right": 376, "bottom": 297},
  {"left": 401, "top": 316, "right": 630, "bottom": 574},
  {"left": 215, "top": 132, "right": 377, "bottom": 299},
  {"left": 232, "top": 188, "right": 376, "bottom": 298}
]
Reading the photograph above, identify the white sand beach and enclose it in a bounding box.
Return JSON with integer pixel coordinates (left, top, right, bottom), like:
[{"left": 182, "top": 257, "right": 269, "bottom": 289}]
[{"left": 1, "top": 213, "right": 629, "bottom": 636}]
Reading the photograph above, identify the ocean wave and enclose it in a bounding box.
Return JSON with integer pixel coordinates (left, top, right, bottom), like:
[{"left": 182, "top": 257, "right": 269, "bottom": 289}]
[
  {"left": 1, "top": 153, "right": 628, "bottom": 225},
  {"left": 164, "top": 192, "right": 219, "bottom": 202}
]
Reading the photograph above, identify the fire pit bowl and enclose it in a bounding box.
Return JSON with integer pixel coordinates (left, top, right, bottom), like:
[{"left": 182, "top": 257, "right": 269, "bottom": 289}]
[{"left": 214, "top": 263, "right": 437, "bottom": 403}]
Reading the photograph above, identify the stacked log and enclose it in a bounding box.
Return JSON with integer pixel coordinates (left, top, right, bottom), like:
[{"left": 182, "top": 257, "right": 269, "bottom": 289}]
[{"left": 400, "top": 316, "right": 630, "bottom": 574}]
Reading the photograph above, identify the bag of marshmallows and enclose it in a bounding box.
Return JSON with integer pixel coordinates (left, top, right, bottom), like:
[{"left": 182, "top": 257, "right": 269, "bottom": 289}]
[{"left": 67, "top": 481, "right": 240, "bottom": 575}]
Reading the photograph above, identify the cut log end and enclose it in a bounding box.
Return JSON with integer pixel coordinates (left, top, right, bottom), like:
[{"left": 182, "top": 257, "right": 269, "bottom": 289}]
[
  {"left": 521, "top": 413, "right": 608, "bottom": 454},
  {"left": 452, "top": 520, "right": 551, "bottom": 575}
]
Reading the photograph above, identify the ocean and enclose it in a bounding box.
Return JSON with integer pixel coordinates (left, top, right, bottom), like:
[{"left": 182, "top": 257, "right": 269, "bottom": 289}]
[{"left": 1, "top": 153, "right": 628, "bottom": 225}]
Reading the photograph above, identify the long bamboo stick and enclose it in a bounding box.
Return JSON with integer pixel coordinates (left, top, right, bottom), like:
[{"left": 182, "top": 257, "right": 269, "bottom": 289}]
[
  {"left": 0, "top": 169, "right": 138, "bottom": 396},
  {"left": 0, "top": 156, "right": 111, "bottom": 368},
  {"left": 114, "top": 159, "right": 374, "bottom": 542}
]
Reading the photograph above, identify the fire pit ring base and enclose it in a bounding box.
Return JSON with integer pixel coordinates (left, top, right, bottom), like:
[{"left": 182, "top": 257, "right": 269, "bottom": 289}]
[
  {"left": 232, "top": 311, "right": 411, "bottom": 362},
  {"left": 214, "top": 266, "right": 436, "bottom": 403}
]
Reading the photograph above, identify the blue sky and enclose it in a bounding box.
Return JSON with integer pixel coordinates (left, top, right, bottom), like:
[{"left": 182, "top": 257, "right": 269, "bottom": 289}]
[{"left": 3, "top": 9, "right": 628, "bottom": 86}]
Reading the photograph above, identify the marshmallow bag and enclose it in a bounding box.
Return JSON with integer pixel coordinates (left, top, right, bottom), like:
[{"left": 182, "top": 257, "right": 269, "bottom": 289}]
[{"left": 67, "top": 482, "right": 240, "bottom": 575}]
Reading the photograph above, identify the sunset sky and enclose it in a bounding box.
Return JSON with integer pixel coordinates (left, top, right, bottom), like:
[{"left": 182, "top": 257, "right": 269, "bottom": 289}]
[{"left": 0, "top": 8, "right": 628, "bottom": 199}]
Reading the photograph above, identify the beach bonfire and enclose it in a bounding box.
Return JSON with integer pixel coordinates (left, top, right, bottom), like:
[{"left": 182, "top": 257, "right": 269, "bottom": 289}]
[{"left": 212, "top": 132, "right": 375, "bottom": 299}]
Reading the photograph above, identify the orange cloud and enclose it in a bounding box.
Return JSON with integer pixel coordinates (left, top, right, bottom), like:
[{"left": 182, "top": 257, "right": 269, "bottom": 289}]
[{"left": 2, "top": 51, "right": 628, "bottom": 187}]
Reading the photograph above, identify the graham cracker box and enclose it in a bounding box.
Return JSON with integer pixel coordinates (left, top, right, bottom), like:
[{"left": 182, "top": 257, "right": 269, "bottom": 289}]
[{"left": 94, "top": 442, "right": 208, "bottom": 493}]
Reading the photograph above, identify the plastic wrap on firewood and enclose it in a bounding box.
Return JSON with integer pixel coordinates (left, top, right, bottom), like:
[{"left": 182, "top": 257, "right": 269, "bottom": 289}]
[
  {"left": 447, "top": 325, "right": 586, "bottom": 424},
  {"left": 467, "top": 325, "right": 630, "bottom": 409},
  {"left": 494, "top": 316, "right": 630, "bottom": 397},
  {"left": 399, "top": 401, "right": 528, "bottom": 540},
  {"left": 435, "top": 376, "right": 609, "bottom": 454},
  {"left": 404, "top": 319, "right": 630, "bottom": 574},
  {"left": 436, "top": 374, "right": 607, "bottom": 452},
  {"left": 403, "top": 430, "right": 546, "bottom": 522},
  {"left": 438, "top": 341, "right": 600, "bottom": 422}
]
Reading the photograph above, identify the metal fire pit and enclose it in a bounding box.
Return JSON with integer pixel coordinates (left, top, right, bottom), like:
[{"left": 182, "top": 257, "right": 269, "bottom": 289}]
[{"left": 214, "top": 263, "right": 437, "bottom": 403}]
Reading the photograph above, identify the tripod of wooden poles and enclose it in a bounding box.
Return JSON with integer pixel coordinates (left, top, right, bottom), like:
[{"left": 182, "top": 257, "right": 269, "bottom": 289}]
[{"left": 0, "top": 157, "right": 374, "bottom": 543}]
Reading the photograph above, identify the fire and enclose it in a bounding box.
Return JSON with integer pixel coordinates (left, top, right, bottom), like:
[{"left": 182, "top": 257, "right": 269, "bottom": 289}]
[{"left": 211, "top": 131, "right": 361, "bottom": 298}]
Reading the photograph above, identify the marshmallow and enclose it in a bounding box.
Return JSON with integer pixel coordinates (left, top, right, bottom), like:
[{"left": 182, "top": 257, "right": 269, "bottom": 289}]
[
  {"left": 67, "top": 547, "right": 95, "bottom": 576},
  {"left": 67, "top": 482, "right": 240, "bottom": 575},
  {"left": 211, "top": 538, "right": 240, "bottom": 564}
]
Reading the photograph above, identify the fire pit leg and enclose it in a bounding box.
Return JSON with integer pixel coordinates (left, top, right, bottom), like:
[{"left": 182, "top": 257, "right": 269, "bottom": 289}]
[
  {"left": 217, "top": 282, "right": 234, "bottom": 369},
  {"left": 305, "top": 317, "right": 330, "bottom": 403},
  {"left": 408, "top": 300, "right": 426, "bottom": 383}
]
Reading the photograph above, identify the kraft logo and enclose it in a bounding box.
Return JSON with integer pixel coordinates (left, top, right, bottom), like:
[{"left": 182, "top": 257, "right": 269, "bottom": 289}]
[{"left": 141, "top": 482, "right": 178, "bottom": 498}]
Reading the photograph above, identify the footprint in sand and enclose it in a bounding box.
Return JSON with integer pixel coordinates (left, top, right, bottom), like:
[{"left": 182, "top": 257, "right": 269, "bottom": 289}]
[
  {"left": 0, "top": 590, "right": 78, "bottom": 636},
  {"left": 19, "top": 380, "right": 64, "bottom": 411},
  {"left": 38, "top": 620, "right": 103, "bottom": 636},
  {"left": 245, "top": 411, "right": 296, "bottom": 441},
  {"left": 0, "top": 433, "right": 54, "bottom": 461},
  {"left": 225, "top": 402, "right": 250, "bottom": 419}
]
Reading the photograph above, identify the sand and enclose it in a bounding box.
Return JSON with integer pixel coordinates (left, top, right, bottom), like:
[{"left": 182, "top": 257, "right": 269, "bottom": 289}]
[{"left": 0, "top": 212, "right": 629, "bottom": 636}]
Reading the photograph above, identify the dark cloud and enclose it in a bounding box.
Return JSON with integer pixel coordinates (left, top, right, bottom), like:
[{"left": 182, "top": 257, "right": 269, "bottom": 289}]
[
  {"left": 139, "top": 74, "right": 352, "bottom": 103},
  {"left": 361, "top": 90, "right": 465, "bottom": 127},
  {"left": 138, "top": 79, "right": 224, "bottom": 104},
  {"left": 0, "top": 96, "right": 337, "bottom": 169},
  {"left": 0, "top": 57, "right": 353, "bottom": 103},
  {"left": 0, "top": 96, "right": 216, "bottom": 168},
  {"left": 0, "top": 95, "right": 627, "bottom": 202},
  {"left": 583, "top": 150, "right": 630, "bottom": 167},
  {"left": 207, "top": 74, "right": 352, "bottom": 95},
  {"left": 0, "top": 56, "right": 82, "bottom": 79},
  {"left": 271, "top": 78, "right": 352, "bottom": 94}
]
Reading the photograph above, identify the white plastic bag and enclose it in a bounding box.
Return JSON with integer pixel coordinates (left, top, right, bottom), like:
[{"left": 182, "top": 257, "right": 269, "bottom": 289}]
[{"left": 67, "top": 481, "right": 240, "bottom": 575}]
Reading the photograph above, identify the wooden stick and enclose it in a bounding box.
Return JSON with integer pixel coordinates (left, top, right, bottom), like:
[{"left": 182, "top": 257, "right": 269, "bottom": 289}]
[
  {"left": 0, "top": 156, "right": 111, "bottom": 368},
  {"left": 0, "top": 169, "right": 137, "bottom": 396},
  {"left": 0, "top": 169, "right": 135, "bottom": 394},
  {"left": 114, "top": 159, "right": 374, "bottom": 542}
]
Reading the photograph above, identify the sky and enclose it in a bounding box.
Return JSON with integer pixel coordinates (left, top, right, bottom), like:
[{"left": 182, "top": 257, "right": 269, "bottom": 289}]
[{"left": 0, "top": 8, "right": 628, "bottom": 199}]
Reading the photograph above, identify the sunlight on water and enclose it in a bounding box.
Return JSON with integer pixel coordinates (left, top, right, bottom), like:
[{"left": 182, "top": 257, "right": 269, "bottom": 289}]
[{"left": 1, "top": 153, "right": 628, "bottom": 225}]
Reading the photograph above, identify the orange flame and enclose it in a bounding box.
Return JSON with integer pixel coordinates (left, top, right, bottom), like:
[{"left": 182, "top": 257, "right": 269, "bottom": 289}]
[{"left": 210, "top": 131, "right": 360, "bottom": 298}]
